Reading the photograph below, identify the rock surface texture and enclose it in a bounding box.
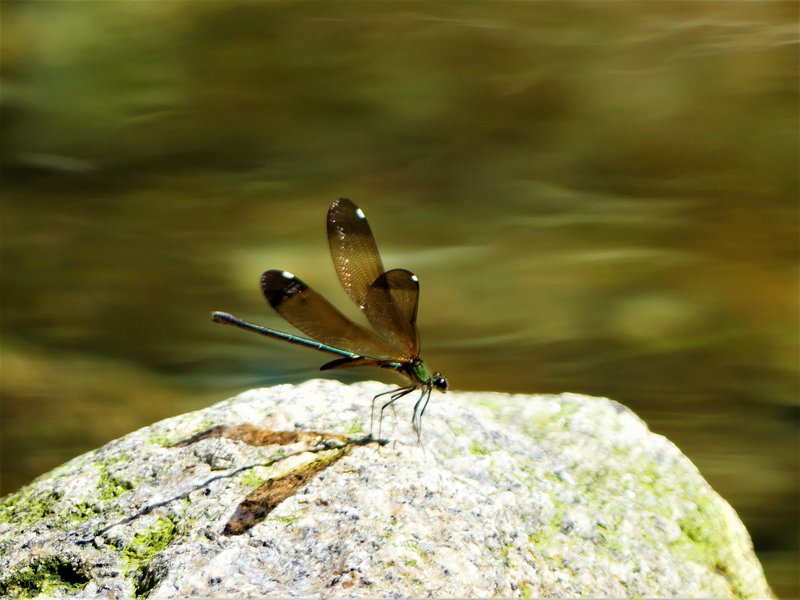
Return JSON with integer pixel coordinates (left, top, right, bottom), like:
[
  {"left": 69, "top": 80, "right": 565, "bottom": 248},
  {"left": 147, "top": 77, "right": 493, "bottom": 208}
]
[{"left": 0, "top": 379, "right": 773, "bottom": 599}]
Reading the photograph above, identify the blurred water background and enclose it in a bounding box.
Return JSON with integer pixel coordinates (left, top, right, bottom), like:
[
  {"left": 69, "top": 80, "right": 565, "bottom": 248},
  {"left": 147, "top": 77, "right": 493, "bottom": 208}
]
[{"left": 1, "top": 2, "right": 797, "bottom": 595}]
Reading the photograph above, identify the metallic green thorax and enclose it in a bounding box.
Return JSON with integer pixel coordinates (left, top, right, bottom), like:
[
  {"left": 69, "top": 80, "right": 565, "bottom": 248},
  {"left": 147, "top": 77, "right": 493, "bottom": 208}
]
[
  {"left": 381, "top": 359, "right": 431, "bottom": 385},
  {"left": 379, "top": 358, "right": 433, "bottom": 387},
  {"left": 408, "top": 360, "right": 431, "bottom": 385}
]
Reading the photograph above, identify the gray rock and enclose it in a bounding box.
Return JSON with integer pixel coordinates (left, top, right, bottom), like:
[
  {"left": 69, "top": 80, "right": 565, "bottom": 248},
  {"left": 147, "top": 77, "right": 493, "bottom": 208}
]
[{"left": 0, "top": 379, "right": 773, "bottom": 599}]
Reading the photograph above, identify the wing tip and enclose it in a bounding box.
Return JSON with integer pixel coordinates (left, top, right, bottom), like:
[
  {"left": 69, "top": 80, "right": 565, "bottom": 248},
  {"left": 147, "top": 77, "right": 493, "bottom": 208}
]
[{"left": 261, "top": 269, "right": 306, "bottom": 308}]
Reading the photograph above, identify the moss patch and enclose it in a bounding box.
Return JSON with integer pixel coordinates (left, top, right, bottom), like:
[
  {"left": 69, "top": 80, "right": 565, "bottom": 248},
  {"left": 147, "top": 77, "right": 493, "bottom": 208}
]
[
  {"left": 97, "top": 465, "right": 135, "bottom": 501},
  {"left": 119, "top": 516, "right": 177, "bottom": 597},
  {"left": 0, "top": 458, "right": 136, "bottom": 534},
  {"left": 469, "top": 440, "right": 490, "bottom": 455},
  {"left": 0, "top": 556, "right": 90, "bottom": 598},
  {"left": 121, "top": 517, "right": 177, "bottom": 571},
  {"left": 239, "top": 468, "right": 270, "bottom": 489},
  {"left": 68, "top": 501, "right": 99, "bottom": 523},
  {"left": 345, "top": 419, "right": 365, "bottom": 434},
  {"left": 671, "top": 491, "right": 749, "bottom": 598},
  {"left": 0, "top": 489, "right": 62, "bottom": 531},
  {"left": 275, "top": 514, "right": 298, "bottom": 525},
  {"left": 521, "top": 581, "right": 534, "bottom": 600}
]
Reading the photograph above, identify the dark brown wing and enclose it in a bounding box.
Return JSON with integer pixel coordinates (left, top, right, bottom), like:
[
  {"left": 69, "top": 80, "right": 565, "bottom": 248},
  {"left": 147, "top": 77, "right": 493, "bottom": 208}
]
[
  {"left": 261, "top": 270, "right": 404, "bottom": 360},
  {"left": 327, "top": 198, "right": 385, "bottom": 307},
  {"left": 319, "top": 356, "right": 386, "bottom": 371},
  {"left": 362, "top": 268, "right": 420, "bottom": 357}
]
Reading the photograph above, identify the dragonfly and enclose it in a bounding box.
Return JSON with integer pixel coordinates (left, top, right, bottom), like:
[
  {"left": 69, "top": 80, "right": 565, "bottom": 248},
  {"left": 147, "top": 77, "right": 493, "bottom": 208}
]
[{"left": 212, "top": 198, "right": 448, "bottom": 440}]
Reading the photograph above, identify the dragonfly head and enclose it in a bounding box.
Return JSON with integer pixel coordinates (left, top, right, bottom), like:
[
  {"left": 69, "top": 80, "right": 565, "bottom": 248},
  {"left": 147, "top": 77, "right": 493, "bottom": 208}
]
[{"left": 431, "top": 372, "right": 448, "bottom": 393}]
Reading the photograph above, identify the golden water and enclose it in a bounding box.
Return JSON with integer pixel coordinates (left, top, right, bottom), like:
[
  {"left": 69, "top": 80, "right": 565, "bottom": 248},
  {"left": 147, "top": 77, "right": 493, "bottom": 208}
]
[{"left": 1, "top": 3, "right": 796, "bottom": 595}]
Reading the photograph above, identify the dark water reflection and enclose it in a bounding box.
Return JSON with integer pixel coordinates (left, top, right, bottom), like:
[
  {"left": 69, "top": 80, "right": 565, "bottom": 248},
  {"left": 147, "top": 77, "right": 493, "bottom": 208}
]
[{"left": 1, "top": 3, "right": 797, "bottom": 595}]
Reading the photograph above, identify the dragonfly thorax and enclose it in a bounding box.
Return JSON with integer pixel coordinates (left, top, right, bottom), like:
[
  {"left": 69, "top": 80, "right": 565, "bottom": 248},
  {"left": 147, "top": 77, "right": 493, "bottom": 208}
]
[{"left": 403, "top": 359, "right": 447, "bottom": 393}]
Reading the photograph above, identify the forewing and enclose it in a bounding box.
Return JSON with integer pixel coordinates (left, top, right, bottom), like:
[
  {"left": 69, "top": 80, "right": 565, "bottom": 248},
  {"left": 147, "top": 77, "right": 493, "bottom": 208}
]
[
  {"left": 327, "top": 198, "right": 385, "bottom": 307},
  {"left": 363, "top": 268, "right": 420, "bottom": 357},
  {"left": 261, "top": 270, "right": 403, "bottom": 360}
]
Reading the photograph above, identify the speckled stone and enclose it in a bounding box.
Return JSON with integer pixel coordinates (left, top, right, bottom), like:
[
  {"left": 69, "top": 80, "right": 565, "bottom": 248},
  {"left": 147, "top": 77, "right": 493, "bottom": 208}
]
[{"left": 0, "top": 379, "right": 773, "bottom": 598}]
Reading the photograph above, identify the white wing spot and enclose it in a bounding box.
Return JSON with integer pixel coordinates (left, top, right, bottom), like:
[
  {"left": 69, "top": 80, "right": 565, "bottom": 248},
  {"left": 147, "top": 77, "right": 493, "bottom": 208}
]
[
  {"left": 281, "top": 271, "right": 295, "bottom": 279},
  {"left": 411, "top": 274, "right": 419, "bottom": 282},
  {"left": 355, "top": 208, "right": 366, "bottom": 220}
]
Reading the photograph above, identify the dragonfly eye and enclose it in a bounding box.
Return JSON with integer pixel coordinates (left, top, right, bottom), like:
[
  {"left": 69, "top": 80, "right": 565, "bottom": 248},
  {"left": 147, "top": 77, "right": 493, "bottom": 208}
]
[{"left": 432, "top": 373, "right": 448, "bottom": 392}]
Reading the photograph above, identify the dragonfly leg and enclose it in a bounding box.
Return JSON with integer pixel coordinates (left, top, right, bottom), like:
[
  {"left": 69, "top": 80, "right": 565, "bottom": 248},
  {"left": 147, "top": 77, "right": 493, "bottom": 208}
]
[
  {"left": 419, "top": 385, "right": 434, "bottom": 419},
  {"left": 371, "top": 386, "right": 414, "bottom": 439},
  {"left": 374, "top": 386, "right": 415, "bottom": 441},
  {"left": 381, "top": 387, "right": 416, "bottom": 440},
  {"left": 411, "top": 386, "right": 433, "bottom": 442},
  {"left": 371, "top": 387, "right": 400, "bottom": 437}
]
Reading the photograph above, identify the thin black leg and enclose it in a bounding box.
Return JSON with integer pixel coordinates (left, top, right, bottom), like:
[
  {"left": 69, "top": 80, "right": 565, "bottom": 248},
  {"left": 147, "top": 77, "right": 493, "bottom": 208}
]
[
  {"left": 411, "top": 386, "right": 433, "bottom": 442},
  {"left": 371, "top": 385, "right": 414, "bottom": 439},
  {"left": 378, "top": 387, "right": 415, "bottom": 441}
]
